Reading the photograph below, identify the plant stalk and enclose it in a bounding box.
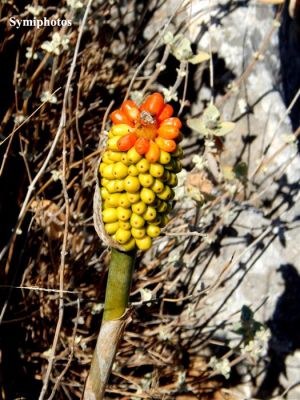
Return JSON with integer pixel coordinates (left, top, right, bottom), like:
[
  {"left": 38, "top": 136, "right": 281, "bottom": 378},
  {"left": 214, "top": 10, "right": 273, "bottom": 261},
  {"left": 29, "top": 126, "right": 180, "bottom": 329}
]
[{"left": 83, "top": 248, "right": 136, "bottom": 400}]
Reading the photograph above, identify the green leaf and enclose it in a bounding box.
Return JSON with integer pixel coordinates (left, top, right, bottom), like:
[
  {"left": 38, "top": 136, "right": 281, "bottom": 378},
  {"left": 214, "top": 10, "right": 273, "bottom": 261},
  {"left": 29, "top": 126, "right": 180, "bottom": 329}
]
[
  {"left": 214, "top": 121, "right": 236, "bottom": 136},
  {"left": 187, "top": 118, "right": 209, "bottom": 136},
  {"left": 188, "top": 51, "right": 210, "bottom": 64},
  {"left": 203, "top": 104, "right": 220, "bottom": 125},
  {"left": 173, "top": 37, "right": 193, "bottom": 61},
  {"left": 234, "top": 162, "right": 248, "bottom": 179}
]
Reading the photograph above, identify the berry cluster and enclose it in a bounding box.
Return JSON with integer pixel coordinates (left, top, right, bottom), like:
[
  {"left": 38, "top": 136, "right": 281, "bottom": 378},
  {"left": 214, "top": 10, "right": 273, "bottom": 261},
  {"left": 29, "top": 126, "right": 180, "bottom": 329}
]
[{"left": 99, "top": 93, "right": 183, "bottom": 251}]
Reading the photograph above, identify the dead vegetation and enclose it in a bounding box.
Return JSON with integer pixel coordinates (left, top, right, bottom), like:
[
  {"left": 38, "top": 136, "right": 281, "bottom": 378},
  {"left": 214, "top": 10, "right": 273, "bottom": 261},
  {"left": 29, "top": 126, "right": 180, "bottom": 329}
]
[{"left": 0, "top": 0, "right": 299, "bottom": 399}]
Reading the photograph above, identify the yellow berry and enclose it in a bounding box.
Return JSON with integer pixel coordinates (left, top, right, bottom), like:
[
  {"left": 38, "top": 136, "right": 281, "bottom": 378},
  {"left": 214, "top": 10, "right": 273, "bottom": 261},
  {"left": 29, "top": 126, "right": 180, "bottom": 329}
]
[
  {"left": 131, "top": 227, "right": 146, "bottom": 239},
  {"left": 128, "top": 165, "right": 139, "bottom": 176},
  {"left": 127, "top": 192, "right": 140, "bottom": 203},
  {"left": 168, "top": 173, "right": 178, "bottom": 187},
  {"left": 117, "top": 207, "right": 132, "bottom": 221},
  {"left": 130, "top": 213, "right": 145, "bottom": 228},
  {"left": 140, "top": 188, "right": 155, "bottom": 204},
  {"left": 115, "top": 228, "right": 132, "bottom": 244},
  {"left": 119, "top": 221, "right": 131, "bottom": 230},
  {"left": 143, "top": 206, "right": 157, "bottom": 221},
  {"left": 124, "top": 176, "right": 140, "bottom": 193},
  {"left": 159, "top": 150, "right": 171, "bottom": 165},
  {"left": 147, "top": 224, "right": 161, "bottom": 238},
  {"left": 149, "top": 163, "right": 164, "bottom": 178},
  {"left": 102, "top": 208, "right": 118, "bottom": 223},
  {"left": 107, "top": 136, "right": 122, "bottom": 151},
  {"left": 100, "top": 187, "right": 109, "bottom": 200},
  {"left": 121, "top": 237, "right": 136, "bottom": 251},
  {"left": 108, "top": 151, "right": 122, "bottom": 162},
  {"left": 106, "top": 193, "right": 121, "bottom": 207},
  {"left": 118, "top": 193, "right": 131, "bottom": 208},
  {"left": 114, "top": 180, "right": 125, "bottom": 192},
  {"left": 101, "top": 178, "right": 110, "bottom": 187},
  {"left": 121, "top": 153, "right": 130, "bottom": 166},
  {"left": 151, "top": 179, "right": 164, "bottom": 194},
  {"left": 139, "top": 173, "right": 154, "bottom": 188},
  {"left": 132, "top": 201, "right": 147, "bottom": 215},
  {"left": 157, "top": 201, "right": 168, "bottom": 213},
  {"left": 127, "top": 147, "right": 142, "bottom": 164},
  {"left": 136, "top": 236, "right": 152, "bottom": 251},
  {"left": 110, "top": 124, "right": 133, "bottom": 136},
  {"left": 157, "top": 185, "right": 173, "bottom": 201},
  {"left": 102, "top": 164, "right": 115, "bottom": 179},
  {"left": 102, "top": 153, "right": 114, "bottom": 164},
  {"left": 136, "top": 158, "right": 150, "bottom": 173},
  {"left": 106, "top": 181, "right": 117, "bottom": 193},
  {"left": 103, "top": 199, "right": 111, "bottom": 208},
  {"left": 113, "top": 162, "right": 128, "bottom": 179},
  {"left": 104, "top": 221, "right": 119, "bottom": 235},
  {"left": 99, "top": 163, "right": 106, "bottom": 175}
]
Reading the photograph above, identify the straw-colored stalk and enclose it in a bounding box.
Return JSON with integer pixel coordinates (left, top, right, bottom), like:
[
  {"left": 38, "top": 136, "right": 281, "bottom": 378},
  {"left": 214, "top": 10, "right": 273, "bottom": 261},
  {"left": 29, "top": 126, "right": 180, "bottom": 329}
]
[{"left": 83, "top": 248, "right": 136, "bottom": 400}]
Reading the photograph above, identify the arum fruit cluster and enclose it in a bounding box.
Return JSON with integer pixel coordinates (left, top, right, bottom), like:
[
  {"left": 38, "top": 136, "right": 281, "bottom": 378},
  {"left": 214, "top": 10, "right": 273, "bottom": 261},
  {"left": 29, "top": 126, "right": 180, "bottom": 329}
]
[{"left": 99, "top": 93, "right": 183, "bottom": 251}]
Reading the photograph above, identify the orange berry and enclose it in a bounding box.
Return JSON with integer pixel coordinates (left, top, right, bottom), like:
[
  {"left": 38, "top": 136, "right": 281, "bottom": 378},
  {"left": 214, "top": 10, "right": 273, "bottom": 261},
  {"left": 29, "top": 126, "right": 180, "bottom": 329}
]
[
  {"left": 156, "top": 137, "right": 176, "bottom": 153},
  {"left": 117, "top": 133, "right": 137, "bottom": 151},
  {"left": 110, "top": 109, "right": 134, "bottom": 126},
  {"left": 141, "top": 92, "right": 164, "bottom": 115},
  {"left": 157, "top": 125, "right": 180, "bottom": 140},
  {"left": 157, "top": 104, "right": 174, "bottom": 122},
  {"left": 160, "top": 117, "right": 182, "bottom": 129},
  {"left": 121, "top": 100, "right": 140, "bottom": 121},
  {"left": 145, "top": 140, "right": 160, "bottom": 163},
  {"left": 135, "top": 137, "right": 150, "bottom": 155}
]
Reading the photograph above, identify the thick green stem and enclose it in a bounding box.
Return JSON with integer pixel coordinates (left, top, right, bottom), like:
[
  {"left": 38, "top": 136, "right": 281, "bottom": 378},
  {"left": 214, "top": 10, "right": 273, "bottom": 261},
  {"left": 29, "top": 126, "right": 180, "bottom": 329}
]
[
  {"left": 83, "top": 248, "right": 136, "bottom": 400},
  {"left": 103, "top": 248, "right": 136, "bottom": 321}
]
